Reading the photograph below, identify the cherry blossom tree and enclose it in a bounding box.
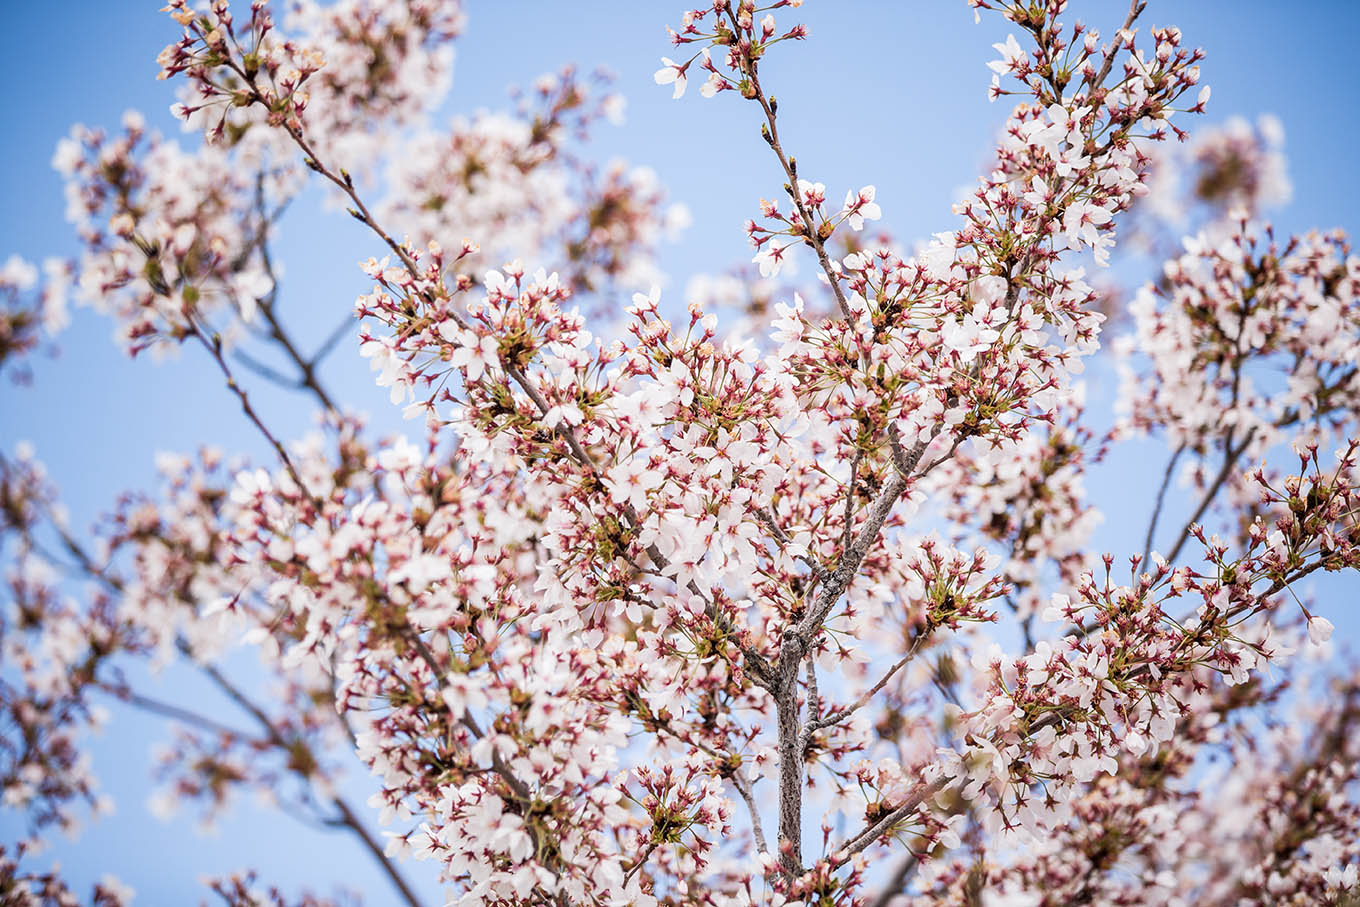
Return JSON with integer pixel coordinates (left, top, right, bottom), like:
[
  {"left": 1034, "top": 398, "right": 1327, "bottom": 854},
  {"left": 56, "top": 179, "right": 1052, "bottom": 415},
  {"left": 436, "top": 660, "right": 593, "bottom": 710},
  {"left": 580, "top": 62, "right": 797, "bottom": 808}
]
[{"left": 3, "top": 1, "right": 1359, "bottom": 905}]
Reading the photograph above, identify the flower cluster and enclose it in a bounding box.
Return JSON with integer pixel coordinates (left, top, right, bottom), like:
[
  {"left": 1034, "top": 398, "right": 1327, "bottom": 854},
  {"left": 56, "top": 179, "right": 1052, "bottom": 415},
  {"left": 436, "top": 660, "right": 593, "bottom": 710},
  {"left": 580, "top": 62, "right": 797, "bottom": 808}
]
[
  {"left": 1118, "top": 226, "right": 1360, "bottom": 458},
  {"left": 376, "top": 67, "right": 682, "bottom": 298},
  {"left": 1137, "top": 113, "right": 1291, "bottom": 237},
  {"left": 0, "top": 257, "right": 68, "bottom": 383},
  {"left": 53, "top": 111, "right": 274, "bottom": 354},
  {"left": 3, "top": 1, "right": 1359, "bottom": 905}
]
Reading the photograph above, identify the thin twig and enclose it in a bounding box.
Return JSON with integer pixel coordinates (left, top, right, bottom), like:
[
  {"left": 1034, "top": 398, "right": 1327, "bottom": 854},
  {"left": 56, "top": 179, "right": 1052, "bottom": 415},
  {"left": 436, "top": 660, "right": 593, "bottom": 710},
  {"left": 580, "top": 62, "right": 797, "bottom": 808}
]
[
  {"left": 311, "top": 312, "right": 358, "bottom": 369},
  {"left": 192, "top": 325, "right": 306, "bottom": 492},
  {"left": 246, "top": 173, "right": 341, "bottom": 413},
  {"left": 1141, "top": 443, "right": 1185, "bottom": 564},
  {"left": 99, "top": 683, "right": 258, "bottom": 741},
  {"left": 867, "top": 849, "right": 925, "bottom": 907},
  {"left": 1090, "top": 0, "right": 1149, "bottom": 90},
  {"left": 731, "top": 770, "right": 770, "bottom": 856},
  {"left": 232, "top": 347, "right": 303, "bottom": 389},
  {"left": 757, "top": 506, "right": 828, "bottom": 582},
  {"left": 803, "top": 631, "right": 930, "bottom": 744},
  {"left": 739, "top": 58, "right": 853, "bottom": 321},
  {"left": 831, "top": 776, "right": 952, "bottom": 868},
  {"left": 332, "top": 796, "right": 427, "bottom": 907},
  {"left": 1166, "top": 429, "right": 1255, "bottom": 563},
  {"left": 189, "top": 644, "right": 426, "bottom": 907}
]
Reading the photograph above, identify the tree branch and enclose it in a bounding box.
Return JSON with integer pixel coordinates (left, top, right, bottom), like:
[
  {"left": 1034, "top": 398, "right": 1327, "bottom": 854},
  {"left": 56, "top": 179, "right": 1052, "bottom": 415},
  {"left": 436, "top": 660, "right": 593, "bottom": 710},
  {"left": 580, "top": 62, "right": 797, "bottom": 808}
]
[
  {"left": 1141, "top": 442, "right": 1185, "bottom": 564},
  {"left": 831, "top": 776, "right": 952, "bottom": 868},
  {"left": 1166, "top": 428, "right": 1255, "bottom": 563}
]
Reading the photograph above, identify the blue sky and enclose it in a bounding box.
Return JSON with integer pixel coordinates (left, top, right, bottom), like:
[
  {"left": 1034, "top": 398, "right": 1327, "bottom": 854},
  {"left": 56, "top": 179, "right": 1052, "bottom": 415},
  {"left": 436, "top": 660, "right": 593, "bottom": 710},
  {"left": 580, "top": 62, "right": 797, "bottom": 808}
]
[{"left": 3, "top": 1, "right": 1359, "bottom": 903}]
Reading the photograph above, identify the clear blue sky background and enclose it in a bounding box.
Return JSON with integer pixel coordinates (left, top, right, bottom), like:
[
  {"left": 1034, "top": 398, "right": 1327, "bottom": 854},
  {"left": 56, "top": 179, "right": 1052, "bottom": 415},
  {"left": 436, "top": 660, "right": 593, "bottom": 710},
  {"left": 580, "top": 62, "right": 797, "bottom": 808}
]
[{"left": 3, "top": 1, "right": 1359, "bottom": 903}]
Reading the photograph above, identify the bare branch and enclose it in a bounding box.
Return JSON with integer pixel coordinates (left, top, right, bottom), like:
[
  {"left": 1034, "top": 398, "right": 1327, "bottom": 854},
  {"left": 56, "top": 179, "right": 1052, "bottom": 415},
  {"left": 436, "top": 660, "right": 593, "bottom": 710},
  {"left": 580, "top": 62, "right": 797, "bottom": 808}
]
[
  {"left": 731, "top": 770, "right": 770, "bottom": 856},
  {"left": 831, "top": 776, "right": 952, "bottom": 868},
  {"left": 1166, "top": 428, "right": 1255, "bottom": 563},
  {"left": 1141, "top": 443, "right": 1185, "bottom": 564},
  {"left": 804, "top": 631, "right": 930, "bottom": 744}
]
